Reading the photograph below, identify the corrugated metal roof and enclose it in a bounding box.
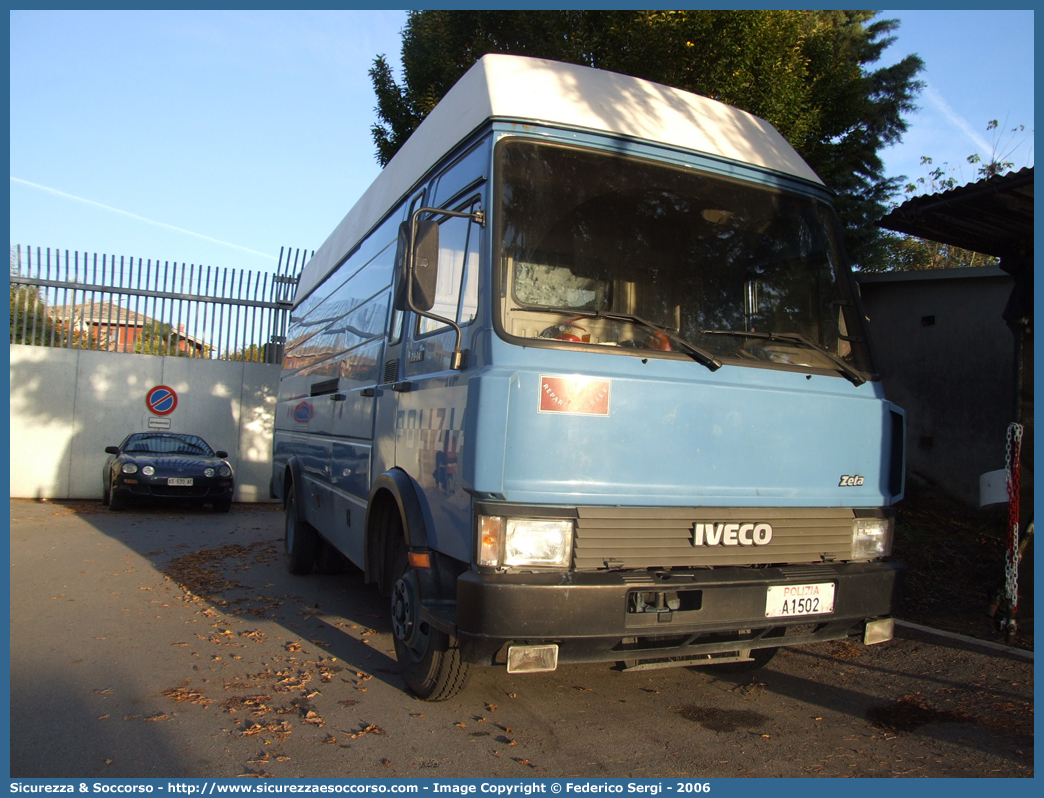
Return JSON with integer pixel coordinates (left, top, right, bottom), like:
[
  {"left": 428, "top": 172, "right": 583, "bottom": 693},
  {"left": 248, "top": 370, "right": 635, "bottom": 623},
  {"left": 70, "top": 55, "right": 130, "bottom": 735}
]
[{"left": 877, "top": 167, "right": 1033, "bottom": 258}]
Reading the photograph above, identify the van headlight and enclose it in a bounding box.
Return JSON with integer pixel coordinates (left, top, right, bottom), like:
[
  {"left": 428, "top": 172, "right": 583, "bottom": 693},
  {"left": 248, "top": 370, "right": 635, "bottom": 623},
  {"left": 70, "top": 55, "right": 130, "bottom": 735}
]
[
  {"left": 852, "top": 517, "right": 893, "bottom": 559},
  {"left": 478, "top": 515, "right": 574, "bottom": 568}
]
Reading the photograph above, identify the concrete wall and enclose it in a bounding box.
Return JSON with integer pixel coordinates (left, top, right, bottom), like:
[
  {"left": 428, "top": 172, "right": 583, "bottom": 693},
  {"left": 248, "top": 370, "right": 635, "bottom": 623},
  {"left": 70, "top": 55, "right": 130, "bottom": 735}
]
[
  {"left": 10, "top": 345, "right": 280, "bottom": 502},
  {"left": 856, "top": 266, "right": 1015, "bottom": 505}
]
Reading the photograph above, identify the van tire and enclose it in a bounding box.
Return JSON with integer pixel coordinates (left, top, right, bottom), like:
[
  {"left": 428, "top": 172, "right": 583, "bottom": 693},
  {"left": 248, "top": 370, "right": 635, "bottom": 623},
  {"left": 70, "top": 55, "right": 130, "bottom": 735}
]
[
  {"left": 316, "top": 539, "right": 351, "bottom": 575},
  {"left": 284, "top": 483, "right": 318, "bottom": 575},
  {"left": 390, "top": 538, "right": 470, "bottom": 701}
]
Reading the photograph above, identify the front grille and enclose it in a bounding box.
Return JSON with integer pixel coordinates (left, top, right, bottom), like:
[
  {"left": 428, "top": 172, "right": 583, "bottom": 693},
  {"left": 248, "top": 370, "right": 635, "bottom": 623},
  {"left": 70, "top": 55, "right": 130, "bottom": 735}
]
[{"left": 574, "top": 507, "right": 855, "bottom": 570}]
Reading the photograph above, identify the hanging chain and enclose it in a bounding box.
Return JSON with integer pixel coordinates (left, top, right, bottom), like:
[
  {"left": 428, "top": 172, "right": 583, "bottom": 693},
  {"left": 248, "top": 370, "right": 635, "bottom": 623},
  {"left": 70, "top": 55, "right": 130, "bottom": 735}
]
[{"left": 1004, "top": 423, "right": 1024, "bottom": 614}]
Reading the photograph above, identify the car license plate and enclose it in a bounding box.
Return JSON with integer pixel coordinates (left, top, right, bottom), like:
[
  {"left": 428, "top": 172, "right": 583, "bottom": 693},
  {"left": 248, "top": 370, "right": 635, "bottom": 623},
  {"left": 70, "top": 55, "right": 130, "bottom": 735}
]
[
  {"left": 167, "top": 477, "right": 193, "bottom": 486},
  {"left": 765, "top": 583, "right": 834, "bottom": 617}
]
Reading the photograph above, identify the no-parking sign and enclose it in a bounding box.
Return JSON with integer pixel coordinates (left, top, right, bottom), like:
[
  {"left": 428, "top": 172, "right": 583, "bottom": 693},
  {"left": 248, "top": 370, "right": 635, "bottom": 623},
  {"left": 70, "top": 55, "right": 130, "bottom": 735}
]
[{"left": 146, "top": 385, "right": 178, "bottom": 416}]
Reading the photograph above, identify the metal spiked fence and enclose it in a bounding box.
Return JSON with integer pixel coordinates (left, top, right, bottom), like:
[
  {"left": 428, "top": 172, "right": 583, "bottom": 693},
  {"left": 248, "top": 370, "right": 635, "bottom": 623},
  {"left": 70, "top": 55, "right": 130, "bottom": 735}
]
[{"left": 9, "top": 245, "right": 309, "bottom": 363}]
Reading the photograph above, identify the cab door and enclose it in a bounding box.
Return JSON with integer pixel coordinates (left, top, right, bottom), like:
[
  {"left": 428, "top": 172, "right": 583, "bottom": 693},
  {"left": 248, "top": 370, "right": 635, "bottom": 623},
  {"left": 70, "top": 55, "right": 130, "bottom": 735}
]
[
  {"left": 395, "top": 198, "right": 483, "bottom": 561},
  {"left": 371, "top": 190, "right": 426, "bottom": 482}
]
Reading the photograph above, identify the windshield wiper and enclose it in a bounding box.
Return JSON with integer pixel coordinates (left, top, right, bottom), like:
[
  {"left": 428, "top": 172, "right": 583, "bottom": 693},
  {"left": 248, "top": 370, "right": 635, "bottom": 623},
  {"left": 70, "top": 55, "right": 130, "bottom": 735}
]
[
  {"left": 699, "top": 329, "right": 865, "bottom": 386},
  {"left": 512, "top": 305, "right": 722, "bottom": 371},
  {"left": 596, "top": 311, "right": 722, "bottom": 371}
]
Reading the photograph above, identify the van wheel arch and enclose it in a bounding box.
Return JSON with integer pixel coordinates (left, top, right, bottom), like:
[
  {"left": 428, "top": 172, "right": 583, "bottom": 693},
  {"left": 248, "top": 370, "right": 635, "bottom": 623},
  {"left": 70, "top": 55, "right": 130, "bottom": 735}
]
[{"left": 366, "top": 470, "right": 431, "bottom": 595}]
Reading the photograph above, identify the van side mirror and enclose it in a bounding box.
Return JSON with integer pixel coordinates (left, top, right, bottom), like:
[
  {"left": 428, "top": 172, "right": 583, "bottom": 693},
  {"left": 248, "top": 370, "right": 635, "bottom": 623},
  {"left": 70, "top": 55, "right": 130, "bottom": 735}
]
[
  {"left": 394, "top": 205, "right": 484, "bottom": 371},
  {"left": 105, "top": 446, "right": 119, "bottom": 455},
  {"left": 394, "top": 219, "right": 440, "bottom": 312},
  {"left": 411, "top": 219, "right": 440, "bottom": 312}
]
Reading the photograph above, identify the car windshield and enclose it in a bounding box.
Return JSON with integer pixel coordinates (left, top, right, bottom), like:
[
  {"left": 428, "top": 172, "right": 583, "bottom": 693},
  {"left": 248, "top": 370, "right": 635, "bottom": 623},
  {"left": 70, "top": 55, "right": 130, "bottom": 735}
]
[
  {"left": 497, "top": 140, "right": 873, "bottom": 377},
  {"left": 123, "top": 434, "right": 213, "bottom": 456}
]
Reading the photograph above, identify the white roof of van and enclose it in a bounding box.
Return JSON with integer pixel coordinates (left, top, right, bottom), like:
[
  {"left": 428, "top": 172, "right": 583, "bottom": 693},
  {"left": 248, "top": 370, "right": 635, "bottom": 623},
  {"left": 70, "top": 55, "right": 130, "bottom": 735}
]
[{"left": 296, "top": 54, "right": 824, "bottom": 304}]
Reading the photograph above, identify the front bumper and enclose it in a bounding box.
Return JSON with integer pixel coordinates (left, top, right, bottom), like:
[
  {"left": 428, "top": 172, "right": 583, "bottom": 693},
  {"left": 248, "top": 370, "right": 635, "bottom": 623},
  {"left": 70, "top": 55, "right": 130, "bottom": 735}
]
[
  {"left": 117, "top": 477, "right": 234, "bottom": 501},
  {"left": 454, "top": 561, "right": 903, "bottom": 666}
]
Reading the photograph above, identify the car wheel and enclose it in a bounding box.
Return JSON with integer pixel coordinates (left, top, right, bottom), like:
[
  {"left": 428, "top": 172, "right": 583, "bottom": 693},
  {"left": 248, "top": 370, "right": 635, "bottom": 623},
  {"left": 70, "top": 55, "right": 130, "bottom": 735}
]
[
  {"left": 108, "top": 478, "right": 126, "bottom": 511},
  {"left": 390, "top": 536, "right": 470, "bottom": 701},
  {"left": 102, "top": 477, "right": 110, "bottom": 506},
  {"left": 284, "top": 483, "right": 318, "bottom": 574},
  {"left": 213, "top": 498, "right": 232, "bottom": 513}
]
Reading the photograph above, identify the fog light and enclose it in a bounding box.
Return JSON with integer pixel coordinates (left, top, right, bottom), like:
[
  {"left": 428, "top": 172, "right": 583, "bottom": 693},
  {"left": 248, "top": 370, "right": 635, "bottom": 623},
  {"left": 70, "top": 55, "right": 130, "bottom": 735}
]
[
  {"left": 506, "top": 644, "right": 559, "bottom": 673},
  {"left": 864, "top": 618, "right": 894, "bottom": 645},
  {"left": 852, "top": 517, "right": 893, "bottom": 559}
]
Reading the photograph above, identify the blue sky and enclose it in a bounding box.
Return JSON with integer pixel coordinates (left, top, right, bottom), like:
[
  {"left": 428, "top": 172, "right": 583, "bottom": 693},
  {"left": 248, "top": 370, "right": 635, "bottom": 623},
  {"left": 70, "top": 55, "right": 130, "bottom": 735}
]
[{"left": 9, "top": 9, "right": 1035, "bottom": 277}]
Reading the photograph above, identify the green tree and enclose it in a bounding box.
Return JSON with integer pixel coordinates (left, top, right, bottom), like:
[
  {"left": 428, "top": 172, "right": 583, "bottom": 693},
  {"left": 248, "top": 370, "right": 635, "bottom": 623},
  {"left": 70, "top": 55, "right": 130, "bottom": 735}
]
[
  {"left": 369, "top": 10, "right": 924, "bottom": 268},
  {"left": 9, "top": 284, "right": 58, "bottom": 346},
  {"left": 872, "top": 232, "right": 997, "bottom": 273},
  {"left": 966, "top": 119, "right": 1028, "bottom": 179},
  {"left": 232, "top": 343, "right": 264, "bottom": 362},
  {"left": 134, "top": 321, "right": 181, "bottom": 356}
]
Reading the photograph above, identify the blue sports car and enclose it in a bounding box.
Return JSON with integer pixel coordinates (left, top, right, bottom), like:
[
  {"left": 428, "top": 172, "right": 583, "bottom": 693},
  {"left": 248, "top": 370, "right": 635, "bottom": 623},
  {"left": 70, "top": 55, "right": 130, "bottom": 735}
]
[{"left": 103, "top": 432, "right": 235, "bottom": 512}]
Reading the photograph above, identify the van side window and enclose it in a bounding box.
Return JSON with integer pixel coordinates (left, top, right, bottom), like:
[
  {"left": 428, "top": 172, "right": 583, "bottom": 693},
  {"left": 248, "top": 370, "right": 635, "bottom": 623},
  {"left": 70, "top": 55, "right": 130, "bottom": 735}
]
[
  {"left": 417, "top": 204, "right": 481, "bottom": 336},
  {"left": 432, "top": 139, "right": 489, "bottom": 208},
  {"left": 392, "top": 190, "right": 428, "bottom": 344}
]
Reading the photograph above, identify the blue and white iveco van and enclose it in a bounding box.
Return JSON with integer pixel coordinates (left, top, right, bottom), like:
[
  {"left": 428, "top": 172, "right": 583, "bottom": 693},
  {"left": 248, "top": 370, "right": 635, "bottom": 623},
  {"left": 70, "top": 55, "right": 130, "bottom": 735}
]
[{"left": 272, "top": 55, "right": 905, "bottom": 700}]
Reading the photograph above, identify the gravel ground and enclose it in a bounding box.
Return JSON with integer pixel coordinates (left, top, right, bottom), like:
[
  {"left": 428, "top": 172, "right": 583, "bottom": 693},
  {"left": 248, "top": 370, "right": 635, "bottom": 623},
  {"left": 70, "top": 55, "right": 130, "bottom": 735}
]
[{"left": 9, "top": 499, "right": 1035, "bottom": 780}]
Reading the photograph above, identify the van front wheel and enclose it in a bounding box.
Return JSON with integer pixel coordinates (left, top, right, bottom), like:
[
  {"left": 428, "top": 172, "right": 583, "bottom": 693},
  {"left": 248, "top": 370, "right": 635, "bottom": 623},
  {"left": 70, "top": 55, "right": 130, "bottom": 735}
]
[{"left": 390, "top": 541, "right": 470, "bottom": 701}]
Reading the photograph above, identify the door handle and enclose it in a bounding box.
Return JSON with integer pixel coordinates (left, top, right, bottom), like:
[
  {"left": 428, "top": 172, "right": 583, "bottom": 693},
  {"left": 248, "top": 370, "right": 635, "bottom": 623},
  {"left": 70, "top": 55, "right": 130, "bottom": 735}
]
[{"left": 392, "top": 381, "right": 413, "bottom": 393}]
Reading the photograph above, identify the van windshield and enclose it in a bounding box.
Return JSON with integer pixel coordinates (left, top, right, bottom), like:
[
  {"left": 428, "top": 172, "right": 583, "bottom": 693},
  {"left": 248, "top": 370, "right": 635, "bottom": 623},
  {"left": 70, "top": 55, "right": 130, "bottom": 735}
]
[{"left": 497, "top": 140, "right": 873, "bottom": 377}]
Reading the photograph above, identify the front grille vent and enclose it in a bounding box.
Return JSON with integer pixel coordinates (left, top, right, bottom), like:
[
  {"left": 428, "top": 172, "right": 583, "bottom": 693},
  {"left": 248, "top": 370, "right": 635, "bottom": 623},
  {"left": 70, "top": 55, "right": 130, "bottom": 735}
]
[
  {"left": 382, "top": 359, "right": 399, "bottom": 384},
  {"left": 573, "top": 507, "right": 856, "bottom": 570}
]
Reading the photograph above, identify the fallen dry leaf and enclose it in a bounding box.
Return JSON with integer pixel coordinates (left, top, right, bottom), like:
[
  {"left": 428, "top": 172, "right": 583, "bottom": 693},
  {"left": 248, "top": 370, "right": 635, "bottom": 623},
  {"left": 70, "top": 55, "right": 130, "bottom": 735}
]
[
  {"left": 346, "top": 723, "right": 385, "bottom": 739},
  {"left": 240, "top": 720, "right": 293, "bottom": 738},
  {"left": 163, "top": 686, "right": 213, "bottom": 706}
]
